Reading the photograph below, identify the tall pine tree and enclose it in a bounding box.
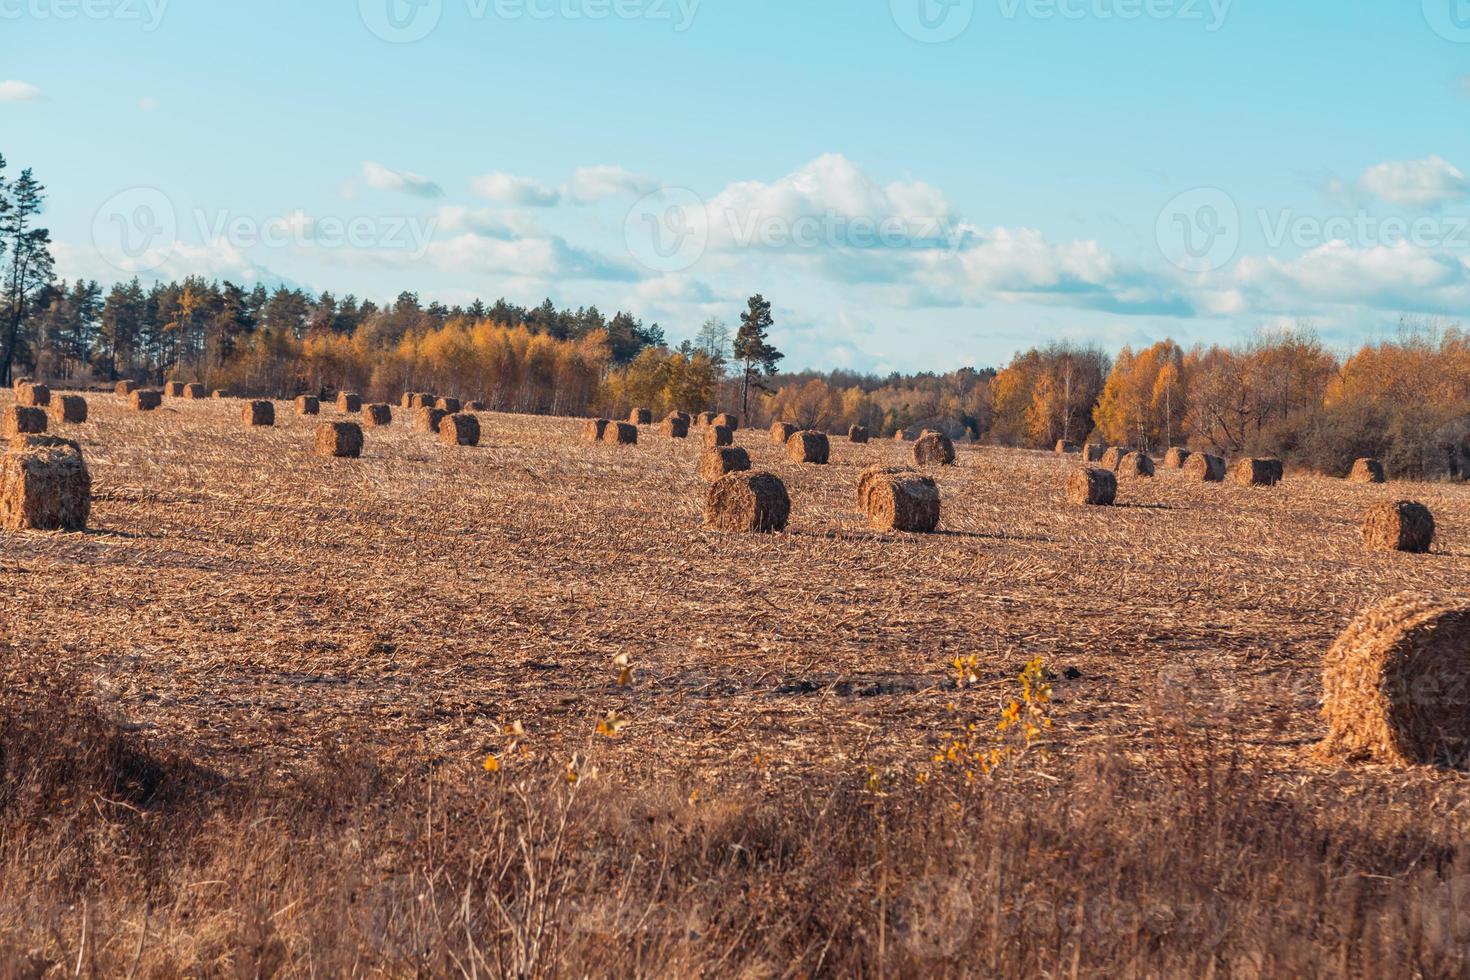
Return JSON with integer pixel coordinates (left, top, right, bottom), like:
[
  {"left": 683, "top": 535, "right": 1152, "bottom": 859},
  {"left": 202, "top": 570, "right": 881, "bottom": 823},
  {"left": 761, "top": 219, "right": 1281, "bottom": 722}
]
[{"left": 733, "top": 294, "right": 782, "bottom": 417}]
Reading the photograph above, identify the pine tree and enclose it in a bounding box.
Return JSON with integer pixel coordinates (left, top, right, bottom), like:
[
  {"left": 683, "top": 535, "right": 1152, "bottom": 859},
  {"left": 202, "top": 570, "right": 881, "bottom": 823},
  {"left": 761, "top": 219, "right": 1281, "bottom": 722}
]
[
  {"left": 0, "top": 166, "right": 55, "bottom": 386},
  {"left": 733, "top": 294, "right": 782, "bottom": 417}
]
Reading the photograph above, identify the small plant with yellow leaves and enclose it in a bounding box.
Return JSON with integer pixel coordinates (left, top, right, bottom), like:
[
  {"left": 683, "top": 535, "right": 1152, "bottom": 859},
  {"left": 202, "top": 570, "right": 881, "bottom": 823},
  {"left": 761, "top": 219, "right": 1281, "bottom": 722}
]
[{"left": 921, "top": 656, "right": 1055, "bottom": 786}]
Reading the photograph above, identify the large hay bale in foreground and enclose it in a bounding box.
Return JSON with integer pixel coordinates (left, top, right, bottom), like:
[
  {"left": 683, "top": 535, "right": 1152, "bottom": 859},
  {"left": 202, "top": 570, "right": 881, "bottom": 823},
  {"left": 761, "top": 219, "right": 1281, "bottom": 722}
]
[
  {"left": 243, "top": 401, "right": 275, "bottom": 427},
  {"left": 1231, "top": 457, "right": 1283, "bottom": 487},
  {"left": 857, "top": 466, "right": 915, "bottom": 512},
  {"left": 436, "top": 397, "right": 462, "bottom": 414},
  {"left": 1183, "top": 452, "right": 1226, "bottom": 482},
  {"left": 1066, "top": 467, "right": 1117, "bottom": 506},
  {"left": 130, "top": 390, "right": 162, "bottom": 411},
  {"left": 1118, "top": 451, "right": 1155, "bottom": 478},
  {"left": 704, "top": 425, "right": 734, "bottom": 448},
  {"left": 629, "top": 407, "right": 652, "bottom": 425},
  {"left": 337, "top": 392, "right": 362, "bottom": 413},
  {"left": 787, "top": 430, "right": 830, "bottom": 464},
  {"left": 15, "top": 382, "right": 50, "bottom": 408},
  {"left": 1081, "top": 443, "right": 1105, "bottom": 462},
  {"left": 2, "top": 407, "right": 47, "bottom": 440},
  {"left": 439, "top": 413, "right": 481, "bottom": 447},
  {"left": 713, "top": 413, "right": 739, "bottom": 431},
  {"left": 416, "top": 407, "right": 448, "bottom": 433},
  {"left": 913, "top": 431, "right": 955, "bottom": 467},
  {"left": 584, "top": 418, "right": 610, "bottom": 443},
  {"left": 863, "top": 469, "right": 940, "bottom": 533},
  {"left": 182, "top": 383, "right": 205, "bottom": 399},
  {"left": 49, "top": 395, "right": 87, "bottom": 425},
  {"left": 661, "top": 415, "right": 690, "bottom": 439},
  {"left": 602, "top": 421, "right": 638, "bottom": 445},
  {"left": 1055, "top": 440, "right": 1079, "bottom": 454},
  {"left": 849, "top": 425, "right": 870, "bottom": 444},
  {"left": 699, "top": 446, "right": 751, "bottom": 482},
  {"left": 163, "top": 381, "right": 185, "bottom": 398},
  {"left": 704, "top": 471, "right": 790, "bottom": 533},
  {"left": 770, "top": 422, "right": 797, "bottom": 445},
  {"left": 1362, "top": 501, "right": 1435, "bottom": 554},
  {"left": 1163, "top": 447, "right": 1192, "bottom": 469},
  {"left": 296, "top": 395, "right": 320, "bottom": 416},
  {"left": 362, "top": 403, "right": 393, "bottom": 427},
  {"left": 0, "top": 443, "right": 90, "bottom": 532},
  {"left": 114, "top": 380, "right": 137, "bottom": 397},
  {"left": 1350, "top": 458, "right": 1387, "bottom": 484},
  {"left": 9, "top": 434, "right": 79, "bottom": 453},
  {"left": 1320, "top": 594, "right": 1470, "bottom": 766},
  {"left": 315, "top": 422, "right": 363, "bottom": 459}
]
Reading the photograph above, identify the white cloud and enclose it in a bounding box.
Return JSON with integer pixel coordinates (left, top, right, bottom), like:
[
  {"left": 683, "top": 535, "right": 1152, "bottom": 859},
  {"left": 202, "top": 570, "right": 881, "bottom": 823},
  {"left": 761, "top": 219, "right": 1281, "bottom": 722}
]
[
  {"left": 566, "top": 165, "right": 661, "bottom": 204},
  {"left": 362, "top": 161, "right": 444, "bottom": 199},
  {"left": 1234, "top": 240, "right": 1470, "bottom": 314},
  {"left": 471, "top": 171, "right": 561, "bottom": 207},
  {"left": 1359, "top": 156, "right": 1470, "bottom": 210},
  {"left": 0, "top": 80, "right": 42, "bottom": 102}
]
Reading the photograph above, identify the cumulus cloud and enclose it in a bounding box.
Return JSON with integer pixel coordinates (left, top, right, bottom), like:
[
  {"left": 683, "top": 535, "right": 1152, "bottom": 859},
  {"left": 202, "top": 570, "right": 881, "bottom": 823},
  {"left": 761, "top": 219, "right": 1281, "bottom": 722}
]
[
  {"left": 471, "top": 172, "right": 561, "bottom": 207},
  {"left": 1359, "top": 156, "right": 1470, "bottom": 210},
  {"left": 566, "top": 165, "right": 662, "bottom": 204},
  {"left": 362, "top": 161, "right": 444, "bottom": 199},
  {"left": 1233, "top": 240, "right": 1470, "bottom": 314},
  {"left": 0, "top": 80, "right": 42, "bottom": 102},
  {"left": 423, "top": 232, "right": 638, "bottom": 282}
]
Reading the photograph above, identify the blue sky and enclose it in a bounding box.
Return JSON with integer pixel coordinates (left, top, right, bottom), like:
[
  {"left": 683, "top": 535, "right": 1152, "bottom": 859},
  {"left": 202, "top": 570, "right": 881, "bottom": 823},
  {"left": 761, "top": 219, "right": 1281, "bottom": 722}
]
[{"left": 4, "top": 1, "right": 1470, "bottom": 372}]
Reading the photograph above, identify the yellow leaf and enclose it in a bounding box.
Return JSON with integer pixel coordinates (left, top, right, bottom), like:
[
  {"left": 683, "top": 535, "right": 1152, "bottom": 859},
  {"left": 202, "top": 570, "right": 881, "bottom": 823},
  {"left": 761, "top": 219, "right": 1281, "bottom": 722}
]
[{"left": 483, "top": 754, "right": 500, "bottom": 773}]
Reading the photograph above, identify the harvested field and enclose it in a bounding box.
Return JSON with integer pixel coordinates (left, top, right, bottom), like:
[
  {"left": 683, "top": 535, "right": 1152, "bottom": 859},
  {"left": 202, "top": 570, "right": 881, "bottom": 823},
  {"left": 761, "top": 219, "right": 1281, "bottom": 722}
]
[{"left": 6, "top": 390, "right": 1470, "bottom": 974}]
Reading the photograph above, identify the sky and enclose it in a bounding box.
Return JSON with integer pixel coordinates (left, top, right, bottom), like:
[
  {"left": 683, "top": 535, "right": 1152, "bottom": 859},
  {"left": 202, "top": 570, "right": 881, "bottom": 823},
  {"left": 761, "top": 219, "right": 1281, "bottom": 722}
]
[{"left": 4, "top": 0, "right": 1470, "bottom": 374}]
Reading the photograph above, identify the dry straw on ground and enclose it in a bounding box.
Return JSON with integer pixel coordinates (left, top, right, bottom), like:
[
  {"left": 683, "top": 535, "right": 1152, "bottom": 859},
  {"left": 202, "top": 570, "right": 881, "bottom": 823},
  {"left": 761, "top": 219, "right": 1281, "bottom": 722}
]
[
  {"left": 1232, "top": 458, "right": 1284, "bottom": 487},
  {"left": 661, "top": 415, "right": 690, "bottom": 439},
  {"left": 1183, "top": 452, "right": 1226, "bottom": 482},
  {"left": 770, "top": 422, "right": 796, "bottom": 445},
  {"left": 629, "top": 408, "right": 652, "bottom": 425},
  {"left": 1055, "top": 440, "right": 1079, "bottom": 454},
  {"left": 699, "top": 446, "right": 751, "bottom": 482},
  {"left": 1350, "top": 458, "right": 1386, "bottom": 484},
  {"left": 602, "top": 421, "right": 638, "bottom": 445},
  {"left": 114, "top": 380, "right": 137, "bottom": 396},
  {"left": 296, "top": 396, "right": 320, "bottom": 416},
  {"left": 704, "top": 425, "right": 734, "bottom": 449},
  {"left": 1164, "top": 447, "right": 1192, "bottom": 469},
  {"left": 584, "top": 418, "right": 610, "bottom": 443},
  {"left": 182, "top": 384, "right": 206, "bottom": 400},
  {"left": 787, "top": 430, "right": 830, "bottom": 464},
  {"left": 1321, "top": 594, "right": 1470, "bottom": 766},
  {"left": 2, "top": 406, "right": 46, "bottom": 440},
  {"left": 337, "top": 393, "right": 362, "bottom": 413},
  {"left": 243, "top": 401, "right": 275, "bottom": 427},
  {"left": 704, "top": 471, "right": 790, "bottom": 532},
  {"left": 49, "top": 395, "right": 87, "bottom": 424},
  {"left": 1118, "top": 451, "right": 1156, "bottom": 478},
  {"left": 1067, "top": 466, "right": 1117, "bottom": 506},
  {"left": 130, "top": 390, "right": 162, "bottom": 411},
  {"left": 861, "top": 467, "right": 940, "bottom": 533},
  {"left": 913, "top": 431, "right": 955, "bottom": 467},
  {"left": 0, "top": 442, "right": 90, "bottom": 532},
  {"left": 15, "top": 382, "right": 49, "bottom": 408},
  {"left": 439, "top": 413, "right": 481, "bottom": 447},
  {"left": 314, "top": 422, "right": 363, "bottom": 459},
  {"left": 848, "top": 425, "right": 870, "bottom": 444},
  {"left": 1362, "top": 501, "right": 1435, "bottom": 553},
  {"left": 362, "top": 404, "right": 393, "bottom": 427}
]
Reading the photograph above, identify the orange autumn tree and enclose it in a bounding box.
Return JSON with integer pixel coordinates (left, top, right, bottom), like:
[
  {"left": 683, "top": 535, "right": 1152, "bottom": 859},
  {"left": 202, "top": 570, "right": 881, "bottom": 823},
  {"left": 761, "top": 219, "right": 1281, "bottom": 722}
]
[{"left": 1094, "top": 340, "right": 1183, "bottom": 451}]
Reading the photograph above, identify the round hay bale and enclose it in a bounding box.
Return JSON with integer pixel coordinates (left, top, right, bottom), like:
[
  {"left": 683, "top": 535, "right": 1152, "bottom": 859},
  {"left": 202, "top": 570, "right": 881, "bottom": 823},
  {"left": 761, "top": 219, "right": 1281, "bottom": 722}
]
[
  {"left": 1055, "top": 440, "right": 1080, "bottom": 454},
  {"left": 362, "top": 403, "right": 393, "bottom": 427},
  {"left": 1350, "top": 458, "right": 1387, "bottom": 484},
  {"left": 436, "top": 397, "right": 462, "bottom": 414},
  {"left": 114, "top": 380, "right": 138, "bottom": 397},
  {"left": 584, "top": 418, "right": 610, "bottom": 443},
  {"left": 1066, "top": 467, "right": 1117, "bottom": 506},
  {"left": 337, "top": 392, "right": 362, "bottom": 413},
  {"left": 849, "top": 425, "right": 870, "bottom": 444},
  {"left": 893, "top": 429, "right": 909, "bottom": 442},
  {"left": 699, "top": 446, "right": 751, "bottom": 482},
  {"left": 130, "top": 390, "right": 162, "bottom": 411},
  {"left": 787, "top": 430, "right": 830, "bottom": 464},
  {"left": 12, "top": 377, "right": 32, "bottom": 390},
  {"left": 163, "top": 381, "right": 185, "bottom": 398},
  {"left": 211, "top": 389, "right": 229, "bottom": 400},
  {"left": 704, "top": 425, "right": 734, "bottom": 448},
  {"left": 400, "top": 392, "right": 415, "bottom": 409},
  {"left": 416, "top": 407, "right": 448, "bottom": 433},
  {"left": 182, "top": 383, "right": 205, "bottom": 399},
  {"left": 1183, "top": 452, "right": 1226, "bottom": 482},
  {"left": 439, "top": 413, "right": 481, "bottom": 447},
  {"left": 0, "top": 443, "right": 90, "bottom": 532},
  {"left": 696, "top": 412, "right": 717, "bottom": 427},
  {"left": 1362, "top": 501, "right": 1435, "bottom": 554},
  {"left": 661, "top": 415, "right": 690, "bottom": 439},
  {"left": 913, "top": 431, "right": 955, "bottom": 467},
  {"left": 858, "top": 465, "right": 915, "bottom": 512},
  {"left": 713, "top": 413, "right": 740, "bottom": 432},
  {"left": 296, "top": 395, "right": 320, "bottom": 416},
  {"left": 3, "top": 406, "right": 47, "bottom": 440},
  {"left": 16, "top": 382, "right": 50, "bottom": 408},
  {"left": 1099, "top": 447, "right": 1128, "bottom": 470},
  {"left": 48, "top": 395, "right": 87, "bottom": 425},
  {"left": 243, "top": 401, "right": 275, "bottom": 427},
  {"left": 629, "top": 407, "right": 652, "bottom": 425},
  {"left": 672, "top": 411, "right": 691, "bottom": 425},
  {"left": 465, "top": 401, "right": 486, "bottom": 412},
  {"left": 601, "top": 421, "right": 638, "bottom": 445},
  {"left": 1231, "top": 457, "right": 1283, "bottom": 487},
  {"left": 863, "top": 469, "right": 940, "bottom": 533},
  {"left": 9, "top": 434, "right": 79, "bottom": 453},
  {"left": 411, "top": 393, "right": 437, "bottom": 410},
  {"left": 1320, "top": 594, "right": 1470, "bottom": 766},
  {"left": 1163, "top": 447, "right": 1192, "bottom": 469},
  {"left": 770, "top": 422, "right": 797, "bottom": 445},
  {"left": 704, "top": 471, "right": 790, "bottom": 533},
  {"left": 1118, "top": 451, "right": 1156, "bottom": 478},
  {"left": 1081, "top": 443, "right": 1105, "bottom": 462},
  {"left": 315, "top": 421, "right": 363, "bottom": 459}
]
